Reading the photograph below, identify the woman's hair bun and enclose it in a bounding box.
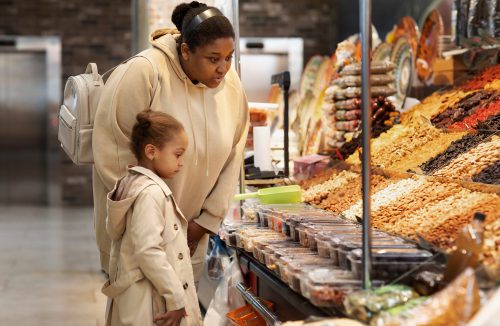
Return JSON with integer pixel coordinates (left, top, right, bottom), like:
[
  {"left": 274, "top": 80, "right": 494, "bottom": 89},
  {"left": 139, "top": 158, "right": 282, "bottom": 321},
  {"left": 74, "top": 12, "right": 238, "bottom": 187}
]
[{"left": 171, "top": 1, "right": 208, "bottom": 31}]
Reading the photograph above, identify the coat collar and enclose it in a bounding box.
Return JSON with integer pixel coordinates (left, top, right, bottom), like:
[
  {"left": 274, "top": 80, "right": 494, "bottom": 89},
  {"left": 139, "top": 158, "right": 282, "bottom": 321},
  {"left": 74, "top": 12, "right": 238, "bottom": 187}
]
[
  {"left": 128, "top": 166, "right": 173, "bottom": 197},
  {"left": 127, "top": 166, "right": 188, "bottom": 224}
]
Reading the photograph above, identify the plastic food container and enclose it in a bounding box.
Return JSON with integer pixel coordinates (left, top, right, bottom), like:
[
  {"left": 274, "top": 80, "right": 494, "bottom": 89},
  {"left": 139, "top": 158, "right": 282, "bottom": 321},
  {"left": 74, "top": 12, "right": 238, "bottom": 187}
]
[
  {"left": 305, "top": 224, "right": 360, "bottom": 251},
  {"left": 298, "top": 223, "right": 357, "bottom": 248},
  {"left": 348, "top": 248, "right": 434, "bottom": 280},
  {"left": 316, "top": 234, "right": 334, "bottom": 258},
  {"left": 245, "top": 233, "right": 287, "bottom": 253},
  {"left": 265, "top": 247, "right": 316, "bottom": 272},
  {"left": 275, "top": 255, "right": 310, "bottom": 280},
  {"left": 235, "top": 228, "right": 278, "bottom": 250},
  {"left": 315, "top": 231, "right": 369, "bottom": 258},
  {"left": 252, "top": 239, "right": 292, "bottom": 263},
  {"left": 344, "top": 285, "right": 419, "bottom": 322},
  {"left": 277, "top": 209, "right": 326, "bottom": 237},
  {"left": 234, "top": 227, "right": 260, "bottom": 248},
  {"left": 257, "top": 204, "right": 313, "bottom": 229},
  {"left": 287, "top": 213, "right": 339, "bottom": 241},
  {"left": 285, "top": 258, "right": 336, "bottom": 292},
  {"left": 300, "top": 267, "right": 365, "bottom": 308},
  {"left": 337, "top": 240, "right": 415, "bottom": 270},
  {"left": 326, "top": 233, "right": 400, "bottom": 266},
  {"left": 241, "top": 201, "right": 259, "bottom": 222}
]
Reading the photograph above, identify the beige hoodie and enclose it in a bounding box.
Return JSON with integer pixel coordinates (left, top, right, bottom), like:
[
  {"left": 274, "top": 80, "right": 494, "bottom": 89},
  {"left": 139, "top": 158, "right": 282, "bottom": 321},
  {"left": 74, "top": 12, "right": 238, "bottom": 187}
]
[
  {"left": 92, "top": 29, "right": 249, "bottom": 277},
  {"left": 102, "top": 166, "right": 201, "bottom": 326}
]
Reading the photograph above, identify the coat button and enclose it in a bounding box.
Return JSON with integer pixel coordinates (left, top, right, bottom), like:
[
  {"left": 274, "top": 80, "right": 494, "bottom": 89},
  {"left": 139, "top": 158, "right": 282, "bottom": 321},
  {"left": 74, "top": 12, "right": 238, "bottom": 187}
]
[
  {"left": 178, "top": 253, "right": 183, "bottom": 260},
  {"left": 183, "top": 283, "right": 188, "bottom": 290},
  {"left": 174, "top": 224, "right": 178, "bottom": 230}
]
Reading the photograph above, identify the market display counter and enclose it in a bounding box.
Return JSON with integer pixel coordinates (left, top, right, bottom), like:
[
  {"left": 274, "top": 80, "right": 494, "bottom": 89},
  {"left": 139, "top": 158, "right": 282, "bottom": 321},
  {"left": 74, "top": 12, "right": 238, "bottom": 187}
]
[{"left": 236, "top": 249, "right": 342, "bottom": 322}]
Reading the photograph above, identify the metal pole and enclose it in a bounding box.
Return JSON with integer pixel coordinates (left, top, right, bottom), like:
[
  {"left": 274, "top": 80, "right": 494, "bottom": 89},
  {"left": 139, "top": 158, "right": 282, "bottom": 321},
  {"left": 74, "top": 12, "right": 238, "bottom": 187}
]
[
  {"left": 283, "top": 72, "right": 290, "bottom": 177},
  {"left": 232, "top": 0, "right": 246, "bottom": 211},
  {"left": 232, "top": 0, "right": 241, "bottom": 76},
  {"left": 360, "top": 0, "right": 372, "bottom": 290},
  {"left": 236, "top": 282, "right": 281, "bottom": 325}
]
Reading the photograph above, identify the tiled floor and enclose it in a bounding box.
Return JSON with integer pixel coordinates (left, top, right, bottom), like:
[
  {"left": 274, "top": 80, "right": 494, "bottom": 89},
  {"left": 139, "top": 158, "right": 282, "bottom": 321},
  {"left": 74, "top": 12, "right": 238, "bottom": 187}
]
[{"left": 0, "top": 206, "right": 107, "bottom": 325}]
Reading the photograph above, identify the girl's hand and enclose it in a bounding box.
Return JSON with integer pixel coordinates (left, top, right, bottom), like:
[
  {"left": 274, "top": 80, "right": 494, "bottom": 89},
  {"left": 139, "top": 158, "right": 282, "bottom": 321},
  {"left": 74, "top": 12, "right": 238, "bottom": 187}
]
[
  {"left": 187, "top": 221, "right": 209, "bottom": 256},
  {"left": 153, "top": 307, "right": 186, "bottom": 326}
]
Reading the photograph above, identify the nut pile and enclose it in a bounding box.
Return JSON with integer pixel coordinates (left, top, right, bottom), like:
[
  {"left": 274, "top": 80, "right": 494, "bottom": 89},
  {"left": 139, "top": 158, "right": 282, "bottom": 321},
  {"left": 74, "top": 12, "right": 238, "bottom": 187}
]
[
  {"left": 472, "top": 161, "right": 500, "bottom": 185},
  {"left": 312, "top": 174, "right": 395, "bottom": 214},
  {"left": 342, "top": 178, "right": 426, "bottom": 222},
  {"left": 420, "top": 132, "right": 492, "bottom": 174},
  {"left": 302, "top": 170, "right": 358, "bottom": 204},
  {"left": 432, "top": 135, "right": 500, "bottom": 179}
]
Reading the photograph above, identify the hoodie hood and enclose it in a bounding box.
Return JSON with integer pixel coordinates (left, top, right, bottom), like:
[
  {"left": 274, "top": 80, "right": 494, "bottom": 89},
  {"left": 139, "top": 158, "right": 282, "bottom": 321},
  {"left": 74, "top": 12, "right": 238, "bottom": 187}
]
[
  {"left": 106, "top": 166, "right": 172, "bottom": 241},
  {"left": 149, "top": 28, "right": 212, "bottom": 175}
]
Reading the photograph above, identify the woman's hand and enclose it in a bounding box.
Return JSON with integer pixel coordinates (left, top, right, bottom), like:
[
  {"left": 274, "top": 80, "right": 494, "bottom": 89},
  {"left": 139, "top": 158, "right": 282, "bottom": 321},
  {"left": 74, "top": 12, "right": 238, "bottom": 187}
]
[
  {"left": 153, "top": 307, "right": 186, "bottom": 326},
  {"left": 187, "top": 221, "right": 209, "bottom": 256}
]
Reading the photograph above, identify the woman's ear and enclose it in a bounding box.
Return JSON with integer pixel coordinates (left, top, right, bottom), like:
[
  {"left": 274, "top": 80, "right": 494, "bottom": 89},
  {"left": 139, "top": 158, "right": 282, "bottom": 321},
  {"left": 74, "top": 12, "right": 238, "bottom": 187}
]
[
  {"left": 180, "top": 42, "right": 190, "bottom": 61},
  {"left": 144, "top": 144, "right": 156, "bottom": 161}
]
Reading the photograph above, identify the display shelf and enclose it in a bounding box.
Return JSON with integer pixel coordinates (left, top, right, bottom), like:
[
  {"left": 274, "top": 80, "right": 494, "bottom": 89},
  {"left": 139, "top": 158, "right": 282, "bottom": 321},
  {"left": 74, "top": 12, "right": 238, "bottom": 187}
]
[{"left": 237, "top": 249, "right": 343, "bottom": 322}]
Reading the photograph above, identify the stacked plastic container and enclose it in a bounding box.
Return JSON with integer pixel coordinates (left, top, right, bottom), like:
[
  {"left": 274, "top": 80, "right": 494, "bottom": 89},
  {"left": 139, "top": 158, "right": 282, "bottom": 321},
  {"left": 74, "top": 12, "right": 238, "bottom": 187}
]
[{"left": 229, "top": 203, "right": 437, "bottom": 310}]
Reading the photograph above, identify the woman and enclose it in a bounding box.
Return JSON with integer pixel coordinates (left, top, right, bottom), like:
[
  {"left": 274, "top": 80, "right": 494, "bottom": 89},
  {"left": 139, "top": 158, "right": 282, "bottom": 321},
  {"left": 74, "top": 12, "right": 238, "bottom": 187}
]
[{"left": 92, "top": 1, "right": 248, "bottom": 282}]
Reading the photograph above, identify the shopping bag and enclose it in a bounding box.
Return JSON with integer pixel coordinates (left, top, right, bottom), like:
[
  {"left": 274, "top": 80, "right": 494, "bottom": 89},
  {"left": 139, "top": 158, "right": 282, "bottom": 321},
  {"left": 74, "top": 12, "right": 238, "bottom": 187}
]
[{"left": 203, "top": 254, "right": 246, "bottom": 326}]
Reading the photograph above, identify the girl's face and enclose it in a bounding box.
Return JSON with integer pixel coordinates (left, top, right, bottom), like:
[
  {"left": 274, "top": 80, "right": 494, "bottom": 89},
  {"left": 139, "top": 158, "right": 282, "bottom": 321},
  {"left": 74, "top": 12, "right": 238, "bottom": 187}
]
[
  {"left": 181, "top": 37, "right": 234, "bottom": 88},
  {"left": 145, "top": 131, "right": 188, "bottom": 179}
]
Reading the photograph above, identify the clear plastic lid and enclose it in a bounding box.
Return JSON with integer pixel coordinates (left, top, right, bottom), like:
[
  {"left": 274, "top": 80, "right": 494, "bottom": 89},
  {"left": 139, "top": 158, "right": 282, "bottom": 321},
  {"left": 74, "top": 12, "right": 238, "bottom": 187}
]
[
  {"left": 286, "top": 257, "right": 335, "bottom": 272},
  {"left": 326, "top": 233, "right": 399, "bottom": 246},
  {"left": 305, "top": 224, "right": 360, "bottom": 234},
  {"left": 338, "top": 239, "right": 414, "bottom": 252},
  {"left": 304, "top": 267, "right": 359, "bottom": 285},
  {"left": 274, "top": 247, "right": 316, "bottom": 257},
  {"left": 350, "top": 248, "right": 433, "bottom": 262}
]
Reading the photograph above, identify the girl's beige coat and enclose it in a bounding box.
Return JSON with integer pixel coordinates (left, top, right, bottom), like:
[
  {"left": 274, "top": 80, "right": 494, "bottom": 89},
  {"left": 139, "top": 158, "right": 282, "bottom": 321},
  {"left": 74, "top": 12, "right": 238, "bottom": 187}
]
[{"left": 102, "top": 166, "right": 202, "bottom": 326}]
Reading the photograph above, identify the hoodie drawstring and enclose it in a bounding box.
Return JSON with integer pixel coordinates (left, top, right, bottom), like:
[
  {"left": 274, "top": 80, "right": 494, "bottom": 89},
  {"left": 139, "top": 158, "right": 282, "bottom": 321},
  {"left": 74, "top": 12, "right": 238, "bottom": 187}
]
[
  {"left": 184, "top": 78, "right": 198, "bottom": 166},
  {"left": 202, "top": 90, "right": 209, "bottom": 177}
]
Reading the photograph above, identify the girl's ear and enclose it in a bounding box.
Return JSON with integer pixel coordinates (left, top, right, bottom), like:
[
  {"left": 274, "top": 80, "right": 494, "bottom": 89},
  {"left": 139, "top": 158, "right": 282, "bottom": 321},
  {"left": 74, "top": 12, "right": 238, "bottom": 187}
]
[
  {"left": 144, "top": 144, "right": 156, "bottom": 161},
  {"left": 180, "top": 42, "right": 190, "bottom": 61}
]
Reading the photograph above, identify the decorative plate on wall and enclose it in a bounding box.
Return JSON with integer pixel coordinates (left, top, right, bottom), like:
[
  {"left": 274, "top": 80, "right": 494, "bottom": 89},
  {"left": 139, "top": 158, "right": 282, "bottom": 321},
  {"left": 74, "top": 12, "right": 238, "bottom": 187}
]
[
  {"left": 391, "top": 37, "right": 414, "bottom": 108},
  {"left": 387, "top": 16, "right": 420, "bottom": 55},
  {"left": 373, "top": 42, "right": 393, "bottom": 63},
  {"left": 416, "top": 10, "right": 444, "bottom": 83}
]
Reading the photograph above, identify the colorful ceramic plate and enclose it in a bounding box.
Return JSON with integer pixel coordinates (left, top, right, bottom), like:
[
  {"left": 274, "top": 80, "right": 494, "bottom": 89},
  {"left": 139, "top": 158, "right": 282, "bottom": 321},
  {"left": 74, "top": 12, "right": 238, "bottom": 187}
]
[
  {"left": 416, "top": 10, "right": 444, "bottom": 82},
  {"left": 300, "top": 55, "right": 324, "bottom": 96},
  {"left": 391, "top": 37, "right": 413, "bottom": 108},
  {"left": 313, "top": 57, "right": 334, "bottom": 93},
  {"left": 373, "top": 42, "right": 393, "bottom": 62},
  {"left": 387, "top": 16, "right": 420, "bottom": 55}
]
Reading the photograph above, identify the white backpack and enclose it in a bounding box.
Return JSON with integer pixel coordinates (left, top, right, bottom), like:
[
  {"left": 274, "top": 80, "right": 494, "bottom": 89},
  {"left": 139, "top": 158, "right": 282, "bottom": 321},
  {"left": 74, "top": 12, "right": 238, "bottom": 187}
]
[{"left": 58, "top": 51, "right": 159, "bottom": 165}]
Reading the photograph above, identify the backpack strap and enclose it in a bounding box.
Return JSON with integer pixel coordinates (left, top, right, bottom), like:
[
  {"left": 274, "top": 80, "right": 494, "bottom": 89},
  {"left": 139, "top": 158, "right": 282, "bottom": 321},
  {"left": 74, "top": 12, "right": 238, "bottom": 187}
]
[
  {"left": 85, "top": 63, "right": 101, "bottom": 86},
  {"left": 136, "top": 52, "right": 160, "bottom": 103},
  {"left": 101, "top": 49, "right": 161, "bottom": 105}
]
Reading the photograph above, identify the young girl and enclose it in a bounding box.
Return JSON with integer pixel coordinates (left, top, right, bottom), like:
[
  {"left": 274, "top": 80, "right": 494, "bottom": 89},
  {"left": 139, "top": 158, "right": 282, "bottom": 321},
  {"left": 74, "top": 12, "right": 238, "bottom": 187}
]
[{"left": 102, "top": 110, "right": 202, "bottom": 326}]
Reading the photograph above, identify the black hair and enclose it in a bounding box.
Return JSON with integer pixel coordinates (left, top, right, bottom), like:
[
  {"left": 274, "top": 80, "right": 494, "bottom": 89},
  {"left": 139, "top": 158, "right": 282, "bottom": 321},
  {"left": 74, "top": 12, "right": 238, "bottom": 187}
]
[
  {"left": 171, "top": 1, "right": 235, "bottom": 51},
  {"left": 130, "top": 110, "right": 185, "bottom": 161}
]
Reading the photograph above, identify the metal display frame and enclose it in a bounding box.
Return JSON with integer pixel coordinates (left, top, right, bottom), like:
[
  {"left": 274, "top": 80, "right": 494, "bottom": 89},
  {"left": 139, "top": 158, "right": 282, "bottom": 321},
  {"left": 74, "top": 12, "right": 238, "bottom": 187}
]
[{"left": 359, "top": 0, "right": 373, "bottom": 290}]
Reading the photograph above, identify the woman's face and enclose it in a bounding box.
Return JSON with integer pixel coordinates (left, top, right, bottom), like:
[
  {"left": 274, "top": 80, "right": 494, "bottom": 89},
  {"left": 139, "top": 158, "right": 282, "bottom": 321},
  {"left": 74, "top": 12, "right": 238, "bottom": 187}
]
[{"left": 181, "top": 37, "right": 234, "bottom": 88}]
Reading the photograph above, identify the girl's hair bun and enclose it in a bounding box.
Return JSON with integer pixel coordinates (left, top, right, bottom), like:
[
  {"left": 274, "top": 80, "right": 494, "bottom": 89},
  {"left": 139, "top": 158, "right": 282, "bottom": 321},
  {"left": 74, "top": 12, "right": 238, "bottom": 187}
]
[
  {"left": 171, "top": 1, "right": 207, "bottom": 32},
  {"left": 135, "top": 111, "right": 152, "bottom": 129}
]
